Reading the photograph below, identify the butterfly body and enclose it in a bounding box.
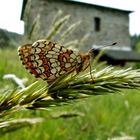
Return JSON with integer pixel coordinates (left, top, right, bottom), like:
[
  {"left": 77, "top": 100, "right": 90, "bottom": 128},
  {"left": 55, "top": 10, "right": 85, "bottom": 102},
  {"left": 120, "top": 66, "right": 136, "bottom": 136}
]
[{"left": 18, "top": 39, "right": 90, "bottom": 84}]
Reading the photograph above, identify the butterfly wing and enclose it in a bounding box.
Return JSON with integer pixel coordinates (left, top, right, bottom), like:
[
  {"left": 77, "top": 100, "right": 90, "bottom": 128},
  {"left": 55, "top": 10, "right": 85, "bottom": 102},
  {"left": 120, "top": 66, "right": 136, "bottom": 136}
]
[{"left": 18, "top": 40, "right": 82, "bottom": 83}]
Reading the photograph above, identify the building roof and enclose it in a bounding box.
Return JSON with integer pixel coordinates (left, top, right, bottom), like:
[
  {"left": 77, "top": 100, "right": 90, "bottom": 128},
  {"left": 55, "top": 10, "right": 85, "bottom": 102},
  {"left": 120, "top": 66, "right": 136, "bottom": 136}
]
[
  {"left": 21, "top": 0, "right": 28, "bottom": 20},
  {"left": 94, "top": 49, "right": 140, "bottom": 63},
  {"left": 21, "top": 0, "right": 132, "bottom": 20},
  {"left": 92, "top": 49, "right": 140, "bottom": 66},
  {"left": 105, "top": 50, "right": 140, "bottom": 62}
]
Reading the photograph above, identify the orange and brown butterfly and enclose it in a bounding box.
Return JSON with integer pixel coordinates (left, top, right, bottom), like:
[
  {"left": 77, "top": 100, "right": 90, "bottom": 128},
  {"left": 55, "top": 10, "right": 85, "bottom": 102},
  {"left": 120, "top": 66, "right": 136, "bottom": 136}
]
[{"left": 18, "top": 39, "right": 93, "bottom": 84}]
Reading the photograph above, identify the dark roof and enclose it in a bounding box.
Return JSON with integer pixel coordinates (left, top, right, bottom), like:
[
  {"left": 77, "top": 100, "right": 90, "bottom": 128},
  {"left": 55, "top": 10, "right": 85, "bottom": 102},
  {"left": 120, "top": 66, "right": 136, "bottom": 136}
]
[
  {"left": 21, "top": 0, "right": 132, "bottom": 20},
  {"left": 92, "top": 49, "right": 140, "bottom": 66},
  {"left": 105, "top": 50, "right": 140, "bottom": 62},
  {"left": 21, "top": 0, "right": 28, "bottom": 20},
  {"left": 94, "top": 49, "right": 140, "bottom": 62}
]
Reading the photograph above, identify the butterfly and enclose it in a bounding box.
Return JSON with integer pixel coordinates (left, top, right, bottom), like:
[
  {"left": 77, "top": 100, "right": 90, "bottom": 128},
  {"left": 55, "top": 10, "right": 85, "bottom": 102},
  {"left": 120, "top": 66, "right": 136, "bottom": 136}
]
[{"left": 18, "top": 39, "right": 94, "bottom": 84}]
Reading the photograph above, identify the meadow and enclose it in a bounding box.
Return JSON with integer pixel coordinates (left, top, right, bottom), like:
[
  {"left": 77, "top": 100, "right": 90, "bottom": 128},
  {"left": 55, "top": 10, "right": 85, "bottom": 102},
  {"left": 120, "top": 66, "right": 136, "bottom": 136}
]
[
  {"left": 1, "top": 47, "right": 140, "bottom": 140},
  {"left": 0, "top": 7, "right": 140, "bottom": 139}
]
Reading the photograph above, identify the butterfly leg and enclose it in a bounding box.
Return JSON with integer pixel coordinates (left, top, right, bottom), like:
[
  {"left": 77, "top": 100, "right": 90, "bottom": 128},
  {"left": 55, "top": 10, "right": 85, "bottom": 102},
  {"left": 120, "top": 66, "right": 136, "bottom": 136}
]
[
  {"left": 89, "top": 60, "right": 95, "bottom": 83},
  {"left": 50, "top": 92, "right": 59, "bottom": 99}
]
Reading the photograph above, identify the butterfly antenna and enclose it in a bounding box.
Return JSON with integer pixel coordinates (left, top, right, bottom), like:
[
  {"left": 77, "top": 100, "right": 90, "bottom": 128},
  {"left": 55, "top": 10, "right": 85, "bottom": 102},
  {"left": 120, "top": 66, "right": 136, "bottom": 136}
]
[
  {"left": 88, "top": 42, "right": 117, "bottom": 81},
  {"left": 92, "top": 42, "right": 117, "bottom": 52},
  {"left": 89, "top": 58, "right": 94, "bottom": 82}
]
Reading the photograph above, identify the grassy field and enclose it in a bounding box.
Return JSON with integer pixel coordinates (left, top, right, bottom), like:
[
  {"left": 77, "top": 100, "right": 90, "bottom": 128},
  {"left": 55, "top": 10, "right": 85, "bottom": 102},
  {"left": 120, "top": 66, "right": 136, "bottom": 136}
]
[{"left": 1, "top": 47, "right": 140, "bottom": 140}]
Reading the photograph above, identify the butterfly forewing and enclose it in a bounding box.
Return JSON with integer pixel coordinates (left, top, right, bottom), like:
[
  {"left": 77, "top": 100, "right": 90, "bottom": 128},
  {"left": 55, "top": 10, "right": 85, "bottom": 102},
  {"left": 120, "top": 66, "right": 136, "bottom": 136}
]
[{"left": 18, "top": 40, "right": 84, "bottom": 83}]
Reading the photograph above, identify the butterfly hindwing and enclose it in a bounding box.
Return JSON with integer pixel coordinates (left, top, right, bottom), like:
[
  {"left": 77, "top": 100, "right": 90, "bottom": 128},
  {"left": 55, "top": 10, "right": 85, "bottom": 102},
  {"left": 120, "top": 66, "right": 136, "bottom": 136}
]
[{"left": 18, "top": 39, "right": 84, "bottom": 83}]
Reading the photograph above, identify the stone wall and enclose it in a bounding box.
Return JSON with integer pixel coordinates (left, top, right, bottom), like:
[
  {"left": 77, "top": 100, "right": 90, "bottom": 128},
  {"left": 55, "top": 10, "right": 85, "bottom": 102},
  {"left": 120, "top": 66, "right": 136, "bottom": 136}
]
[{"left": 27, "top": 0, "right": 131, "bottom": 51}]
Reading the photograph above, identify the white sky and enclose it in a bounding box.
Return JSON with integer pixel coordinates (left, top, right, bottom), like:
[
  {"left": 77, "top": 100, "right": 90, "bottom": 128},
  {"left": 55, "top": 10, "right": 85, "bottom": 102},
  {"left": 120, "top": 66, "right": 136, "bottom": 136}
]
[
  {"left": 0, "top": 0, "right": 24, "bottom": 34},
  {"left": 0, "top": 0, "right": 139, "bottom": 35}
]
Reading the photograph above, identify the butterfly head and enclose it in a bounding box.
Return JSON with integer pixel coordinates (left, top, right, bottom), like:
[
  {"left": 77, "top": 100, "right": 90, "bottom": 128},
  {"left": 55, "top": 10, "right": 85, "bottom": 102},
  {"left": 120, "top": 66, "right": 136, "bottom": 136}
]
[{"left": 77, "top": 52, "right": 90, "bottom": 72}]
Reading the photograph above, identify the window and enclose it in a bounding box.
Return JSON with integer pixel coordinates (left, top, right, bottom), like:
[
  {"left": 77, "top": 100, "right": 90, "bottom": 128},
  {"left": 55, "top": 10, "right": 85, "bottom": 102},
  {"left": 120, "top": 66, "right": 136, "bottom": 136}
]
[{"left": 94, "top": 17, "right": 101, "bottom": 32}]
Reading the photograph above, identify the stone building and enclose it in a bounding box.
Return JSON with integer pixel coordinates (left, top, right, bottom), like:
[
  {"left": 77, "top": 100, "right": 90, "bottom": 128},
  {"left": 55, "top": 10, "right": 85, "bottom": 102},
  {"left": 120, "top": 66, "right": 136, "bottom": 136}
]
[
  {"left": 21, "top": 0, "right": 140, "bottom": 65},
  {"left": 21, "top": 0, "right": 132, "bottom": 48}
]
